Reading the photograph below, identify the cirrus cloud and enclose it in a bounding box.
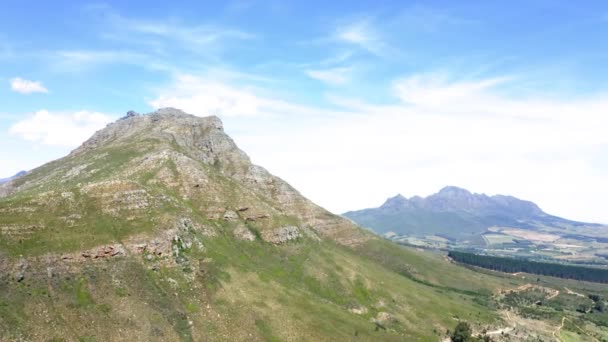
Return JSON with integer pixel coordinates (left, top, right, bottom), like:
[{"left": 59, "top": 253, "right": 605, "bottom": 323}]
[
  {"left": 148, "top": 71, "right": 608, "bottom": 223},
  {"left": 305, "top": 67, "right": 352, "bottom": 85}
]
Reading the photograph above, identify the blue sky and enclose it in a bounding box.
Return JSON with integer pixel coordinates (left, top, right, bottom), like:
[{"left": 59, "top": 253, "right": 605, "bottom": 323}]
[{"left": 1, "top": 1, "right": 608, "bottom": 222}]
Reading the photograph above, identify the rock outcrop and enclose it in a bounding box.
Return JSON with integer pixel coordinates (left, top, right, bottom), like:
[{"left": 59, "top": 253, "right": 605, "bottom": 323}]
[{"left": 0, "top": 108, "right": 369, "bottom": 266}]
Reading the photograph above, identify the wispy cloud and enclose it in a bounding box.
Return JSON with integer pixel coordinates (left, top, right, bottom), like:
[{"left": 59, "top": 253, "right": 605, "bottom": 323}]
[
  {"left": 93, "top": 8, "right": 255, "bottom": 56},
  {"left": 393, "top": 73, "right": 512, "bottom": 107},
  {"left": 333, "top": 18, "right": 385, "bottom": 55},
  {"left": 305, "top": 67, "right": 352, "bottom": 85},
  {"left": 53, "top": 50, "right": 175, "bottom": 72},
  {"left": 10, "top": 77, "right": 48, "bottom": 94},
  {"left": 148, "top": 73, "right": 347, "bottom": 118},
  {"left": 318, "top": 51, "right": 355, "bottom": 66},
  {"left": 9, "top": 110, "right": 114, "bottom": 147},
  {"left": 396, "top": 5, "right": 478, "bottom": 33},
  {"left": 147, "top": 70, "right": 608, "bottom": 222},
  {"left": 118, "top": 17, "right": 255, "bottom": 45}
]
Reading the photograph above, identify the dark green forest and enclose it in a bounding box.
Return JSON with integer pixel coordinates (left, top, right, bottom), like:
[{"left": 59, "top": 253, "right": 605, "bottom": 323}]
[{"left": 449, "top": 251, "right": 608, "bottom": 283}]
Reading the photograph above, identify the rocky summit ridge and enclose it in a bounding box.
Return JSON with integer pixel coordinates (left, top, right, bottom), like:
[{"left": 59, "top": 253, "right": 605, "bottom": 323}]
[{"left": 0, "top": 108, "right": 368, "bottom": 262}]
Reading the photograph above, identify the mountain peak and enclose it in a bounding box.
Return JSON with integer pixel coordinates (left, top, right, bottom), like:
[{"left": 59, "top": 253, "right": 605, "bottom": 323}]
[
  {"left": 344, "top": 185, "right": 591, "bottom": 240},
  {"left": 2, "top": 108, "right": 368, "bottom": 249},
  {"left": 437, "top": 186, "right": 472, "bottom": 197},
  {"left": 71, "top": 108, "right": 225, "bottom": 157},
  {"left": 380, "top": 193, "right": 409, "bottom": 208}
]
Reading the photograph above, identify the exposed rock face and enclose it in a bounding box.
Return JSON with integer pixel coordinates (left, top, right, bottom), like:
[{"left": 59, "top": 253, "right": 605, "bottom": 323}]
[
  {"left": 372, "top": 311, "right": 396, "bottom": 327},
  {"left": 223, "top": 210, "right": 239, "bottom": 221},
  {"left": 349, "top": 306, "right": 368, "bottom": 315},
  {"left": 0, "top": 108, "right": 369, "bottom": 264},
  {"left": 233, "top": 225, "right": 256, "bottom": 241},
  {"left": 261, "top": 226, "right": 301, "bottom": 244},
  {"left": 13, "top": 258, "right": 27, "bottom": 282}
]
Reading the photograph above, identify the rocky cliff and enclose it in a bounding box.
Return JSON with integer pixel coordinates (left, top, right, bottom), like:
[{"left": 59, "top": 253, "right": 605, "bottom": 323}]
[{"left": 0, "top": 108, "right": 368, "bottom": 256}]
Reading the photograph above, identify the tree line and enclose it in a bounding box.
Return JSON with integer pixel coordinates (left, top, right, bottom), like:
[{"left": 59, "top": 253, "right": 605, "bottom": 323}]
[{"left": 448, "top": 251, "right": 608, "bottom": 283}]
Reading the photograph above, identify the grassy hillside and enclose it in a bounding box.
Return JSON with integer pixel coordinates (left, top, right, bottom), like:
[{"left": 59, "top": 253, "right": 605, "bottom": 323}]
[
  {"left": 1, "top": 110, "right": 606, "bottom": 341},
  {"left": 0, "top": 225, "right": 503, "bottom": 341},
  {"left": 3, "top": 230, "right": 607, "bottom": 341}
]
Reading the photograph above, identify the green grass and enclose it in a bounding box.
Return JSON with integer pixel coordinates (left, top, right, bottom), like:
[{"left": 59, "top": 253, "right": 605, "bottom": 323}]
[
  {"left": 255, "top": 319, "right": 281, "bottom": 342},
  {"left": 3, "top": 221, "right": 606, "bottom": 340},
  {"left": 0, "top": 118, "right": 603, "bottom": 340}
]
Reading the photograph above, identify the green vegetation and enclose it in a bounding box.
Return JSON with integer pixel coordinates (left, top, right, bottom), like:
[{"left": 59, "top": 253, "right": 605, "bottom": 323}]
[
  {"left": 1, "top": 111, "right": 606, "bottom": 341},
  {"left": 449, "top": 251, "right": 608, "bottom": 283},
  {"left": 451, "top": 321, "right": 472, "bottom": 342}
]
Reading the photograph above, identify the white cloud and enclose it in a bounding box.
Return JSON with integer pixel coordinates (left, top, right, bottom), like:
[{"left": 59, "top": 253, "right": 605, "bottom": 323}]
[
  {"left": 10, "top": 77, "right": 48, "bottom": 94},
  {"left": 149, "top": 73, "right": 346, "bottom": 118},
  {"left": 333, "top": 19, "right": 385, "bottom": 55},
  {"left": 305, "top": 67, "right": 352, "bottom": 85},
  {"left": 9, "top": 110, "right": 114, "bottom": 147},
  {"left": 125, "top": 20, "right": 254, "bottom": 44},
  {"left": 52, "top": 50, "right": 172, "bottom": 72},
  {"left": 97, "top": 10, "right": 254, "bottom": 55},
  {"left": 318, "top": 51, "right": 354, "bottom": 66},
  {"left": 150, "top": 72, "right": 608, "bottom": 223},
  {"left": 393, "top": 73, "right": 510, "bottom": 106}
]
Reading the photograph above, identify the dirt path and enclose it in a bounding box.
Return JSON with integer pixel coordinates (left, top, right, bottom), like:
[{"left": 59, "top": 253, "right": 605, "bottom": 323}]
[
  {"left": 552, "top": 316, "right": 565, "bottom": 341},
  {"left": 485, "top": 327, "right": 514, "bottom": 336},
  {"left": 564, "top": 287, "right": 585, "bottom": 297},
  {"left": 546, "top": 289, "right": 559, "bottom": 300},
  {"left": 502, "top": 283, "right": 559, "bottom": 300},
  {"left": 552, "top": 316, "right": 600, "bottom": 342},
  {"left": 515, "top": 283, "right": 534, "bottom": 291}
]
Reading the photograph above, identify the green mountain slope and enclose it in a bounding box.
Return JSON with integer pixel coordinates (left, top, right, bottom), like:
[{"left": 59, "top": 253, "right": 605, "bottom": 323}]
[{"left": 1, "top": 109, "right": 603, "bottom": 341}]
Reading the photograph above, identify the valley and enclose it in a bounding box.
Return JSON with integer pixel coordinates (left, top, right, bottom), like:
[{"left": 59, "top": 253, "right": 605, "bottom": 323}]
[{"left": 345, "top": 189, "right": 608, "bottom": 267}]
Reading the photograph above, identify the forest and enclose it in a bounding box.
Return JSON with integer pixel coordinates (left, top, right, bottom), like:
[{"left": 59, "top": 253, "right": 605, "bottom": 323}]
[{"left": 448, "top": 251, "right": 608, "bottom": 283}]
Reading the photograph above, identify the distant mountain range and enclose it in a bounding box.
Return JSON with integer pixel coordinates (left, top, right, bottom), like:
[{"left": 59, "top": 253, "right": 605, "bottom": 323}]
[
  {"left": 343, "top": 186, "right": 596, "bottom": 240},
  {"left": 0, "top": 171, "right": 26, "bottom": 184}
]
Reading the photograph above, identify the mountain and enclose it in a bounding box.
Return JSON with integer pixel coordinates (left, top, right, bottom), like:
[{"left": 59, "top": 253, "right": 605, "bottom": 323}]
[
  {"left": 343, "top": 186, "right": 595, "bottom": 240},
  {"left": 0, "top": 170, "right": 26, "bottom": 184},
  {"left": 0, "top": 108, "right": 522, "bottom": 340},
  {"left": 0, "top": 108, "right": 366, "bottom": 248}
]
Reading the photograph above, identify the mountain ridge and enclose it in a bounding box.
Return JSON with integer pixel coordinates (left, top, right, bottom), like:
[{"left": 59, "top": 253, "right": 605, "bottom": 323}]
[
  {"left": 343, "top": 186, "right": 597, "bottom": 240},
  {"left": 0, "top": 108, "right": 517, "bottom": 340},
  {"left": 0, "top": 108, "right": 604, "bottom": 341},
  {"left": 0, "top": 170, "right": 26, "bottom": 184},
  {"left": 0, "top": 108, "right": 369, "bottom": 249}
]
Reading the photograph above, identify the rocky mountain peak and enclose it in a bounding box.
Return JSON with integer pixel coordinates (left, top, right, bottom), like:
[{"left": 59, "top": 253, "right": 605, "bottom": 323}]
[
  {"left": 71, "top": 108, "right": 229, "bottom": 159},
  {"left": 1, "top": 108, "right": 369, "bottom": 249},
  {"left": 381, "top": 194, "right": 408, "bottom": 208},
  {"left": 344, "top": 186, "right": 592, "bottom": 240},
  {"left": 362, "top": 186, "right": 552, "bottom": 219}
]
